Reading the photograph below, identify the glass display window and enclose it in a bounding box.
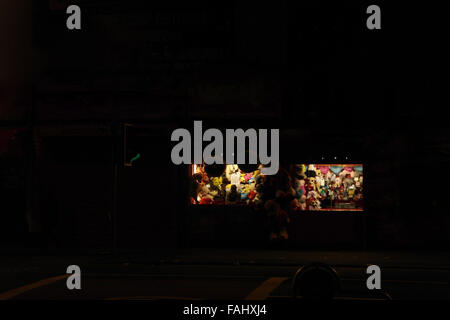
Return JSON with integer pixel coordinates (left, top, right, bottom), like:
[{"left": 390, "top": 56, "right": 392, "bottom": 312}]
[
  {"left": 291, "top": 164, "right": 363, "bottom": 211},
  {"left": 189, "top": 164, "right": 263, "bottom": 206},
  {"left": 189, "top": 163, "right": 363, "bottom": 212}
]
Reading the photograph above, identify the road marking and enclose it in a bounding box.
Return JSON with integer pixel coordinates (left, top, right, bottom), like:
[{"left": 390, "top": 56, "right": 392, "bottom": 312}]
[
  {"left": 84, "top": 273, "right": 267, "bottom": 279},
  {"left": 245, "top": 277, "right": 288, "bottom": 300},
  {"left": 0, "top": 274, "right": 69, "bottom": 300},
  {"left": 105, "top": 296, "right": 202, "bottom": 300}
]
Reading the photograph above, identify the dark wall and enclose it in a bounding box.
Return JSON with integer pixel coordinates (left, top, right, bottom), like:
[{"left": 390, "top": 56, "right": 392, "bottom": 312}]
[
  {"left": 38, "top": 136, "right": 114, "bottom": 249},
  {"left": 16, "top": 1, "right": 450, "bottom": 250}
]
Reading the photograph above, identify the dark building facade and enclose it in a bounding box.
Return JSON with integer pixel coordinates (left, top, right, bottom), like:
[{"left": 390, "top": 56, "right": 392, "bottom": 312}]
[{"left": 1, "top": 1, "right": 449, "bottom": 251}]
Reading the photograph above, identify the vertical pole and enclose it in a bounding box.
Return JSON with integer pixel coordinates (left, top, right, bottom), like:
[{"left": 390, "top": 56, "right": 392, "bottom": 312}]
[
  {"left": 111, "top": 121, "right": 120, "bottom": 254},
  {"left": 26, "top": 85, "right": 36, "bottom": 235}
]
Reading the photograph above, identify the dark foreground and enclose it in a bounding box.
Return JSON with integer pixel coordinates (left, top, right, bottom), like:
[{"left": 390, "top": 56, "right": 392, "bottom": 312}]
[{"left": 1, "top": 250, "right": 449, "bottom": 300}]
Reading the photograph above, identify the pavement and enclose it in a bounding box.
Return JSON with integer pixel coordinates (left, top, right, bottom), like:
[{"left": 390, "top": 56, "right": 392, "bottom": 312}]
[
  {"left": 0, "top": 249, "right": 449, "bottom": 301},
  {"left": 147, "top": 249, "right": 450, "bottom": 269}
]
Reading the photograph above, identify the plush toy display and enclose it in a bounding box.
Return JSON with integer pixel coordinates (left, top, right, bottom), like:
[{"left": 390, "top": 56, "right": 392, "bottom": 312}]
[
  {"left": 191, "top": 162, "right": 363, "bottom": 244},
  {"left": 191, "top": 163, "right": 363, "bottom": 211}
]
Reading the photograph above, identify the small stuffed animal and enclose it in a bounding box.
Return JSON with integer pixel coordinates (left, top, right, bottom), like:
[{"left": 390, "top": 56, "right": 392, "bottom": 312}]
[
  {"left": 199, "top": 197, "right": 213, "bottom": 205},
  {"left": 335, "top": 176, "right": 342, "bottom": 188},
  {"left": 211, "top": 177, "right": 223, "bottom": 188},
  {"left": 348, "top": 184, "right": 356, "bottom": 198},
  {"left": 306, "top": 188, "right": 321, "bottom": 211},
  {"left": 240, "top": 184, "right": 252, "bottom": 200},
  {"left": 296, "top": 179, "right": 306, "bottom": 197},
  {"left": 225, "top": 164, "right": 239, "bottom": 181}
]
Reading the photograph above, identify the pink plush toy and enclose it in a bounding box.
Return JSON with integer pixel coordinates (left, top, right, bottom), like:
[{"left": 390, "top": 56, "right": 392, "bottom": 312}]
[{"left": 299, "top": 179, "right": 306, "bottom": 195}]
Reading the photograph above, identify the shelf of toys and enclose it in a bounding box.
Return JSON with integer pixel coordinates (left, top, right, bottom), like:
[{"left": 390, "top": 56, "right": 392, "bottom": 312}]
[{"left": 189, "top": 163, "right": 364, "bottom": 212}]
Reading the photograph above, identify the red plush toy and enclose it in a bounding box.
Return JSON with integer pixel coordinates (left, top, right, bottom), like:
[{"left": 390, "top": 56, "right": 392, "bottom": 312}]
[{"left": 199, "top": 197, "right": 213, "bottom": 205}]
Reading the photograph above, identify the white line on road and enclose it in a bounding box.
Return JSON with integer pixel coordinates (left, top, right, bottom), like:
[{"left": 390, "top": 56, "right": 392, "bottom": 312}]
[
  {"left": 0, "top": 274, "right": 69, "bottom": 300},
  {"left": 245, "top": 277, "right": 288, "bottom": 300}
]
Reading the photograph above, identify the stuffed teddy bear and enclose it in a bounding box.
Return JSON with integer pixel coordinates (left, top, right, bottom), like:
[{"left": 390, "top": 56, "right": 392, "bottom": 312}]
[
  {"left": 348, "top": 184, "right": 356, "bottom": 199},
  {"left": 335, "top": 176, "right": 342, "bottom": 188},
  {"left": 306, "top": 177, "right": 316, "bottom": 190},
  {"left": 240, "top": 173, "right": 247, "bottom": 184},
  {"left": 225, "top": 164, "right": 239, "bottom": 180},
  {"left": 211, "top": 176, "right": 223, "bottom": 188},
  {"left": 343, "top": 176, "right": 353, "bottom": 190},
  {"left": 354, "top": 176, "right": 361, "bottom": 188},
  {"left": 306, "top": 187, "right": 321, "bottom": 211},
  {"left": 311, "top": 198, "right": 321, "bottom": 210},
  {"left": 198, "top": 184, "right": 218, "bottom": 204}
]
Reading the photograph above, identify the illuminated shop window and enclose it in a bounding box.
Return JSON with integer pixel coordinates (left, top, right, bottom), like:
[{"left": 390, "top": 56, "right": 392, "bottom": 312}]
[
  {"left": 189, "top": 163, "right": 363, "bottom": 212},
  {"left": 190, "top": 164, "right": 262, "bottom": 205},
  {"left": 291, "top": 164, "right": 363, "bottom": 212}
]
